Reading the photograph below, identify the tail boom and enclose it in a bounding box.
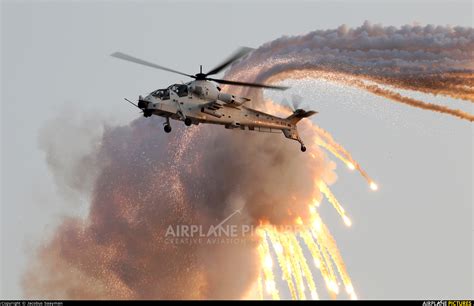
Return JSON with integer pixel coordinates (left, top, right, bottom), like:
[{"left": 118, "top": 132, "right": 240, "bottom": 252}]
[{"left": 283, "top": 109, "right": 317, "bottom": 152}]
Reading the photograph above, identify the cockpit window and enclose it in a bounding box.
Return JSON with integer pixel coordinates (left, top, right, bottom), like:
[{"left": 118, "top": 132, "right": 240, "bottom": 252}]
[
  {"left": 151, "top": 89, "right": 170, "bottom": 100},
  {"left": 151, "top": 84, "right": 187, "bottom": 100},
  {"left": 170, "top": 84, "right": 188, "bottom": 97},
  {"left": 162, "top": 89, "right": 170, "bottom": 100},
  {"left": 176, "top": 85, "right": 188, "bottom": 97}
]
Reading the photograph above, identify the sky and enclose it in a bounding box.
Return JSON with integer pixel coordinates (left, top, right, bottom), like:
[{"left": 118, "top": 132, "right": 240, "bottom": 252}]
[{"left": 1, "top": 0, "right": 473, "bottom": 299}]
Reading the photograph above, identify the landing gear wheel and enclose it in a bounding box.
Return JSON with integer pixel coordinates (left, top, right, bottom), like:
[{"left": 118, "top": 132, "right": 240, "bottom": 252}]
[
  {"left": 164, "top": 125, "right": 172, "bottom": 133},
  {"left": 184, "top": 118, "right": 192, "bottom": 126},
  {"left": 300, "top": 145, "right": 306, "bottom": 152}
]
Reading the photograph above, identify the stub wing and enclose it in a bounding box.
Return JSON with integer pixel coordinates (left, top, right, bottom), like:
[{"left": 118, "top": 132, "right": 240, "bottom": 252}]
[{"left": 200, "top": 100, "right": 224, "bottom": 118}]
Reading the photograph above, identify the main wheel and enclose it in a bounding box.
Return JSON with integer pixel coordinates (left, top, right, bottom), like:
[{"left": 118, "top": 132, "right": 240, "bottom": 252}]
[
  {"left": 184, "top": 118, "right": 192, "bottom": 126},
  {"left": 164, "top": 125, "right": 172, "bottom": 133},
  {"left": 300, "top": 145, "right": 306, "bottom": 152}
]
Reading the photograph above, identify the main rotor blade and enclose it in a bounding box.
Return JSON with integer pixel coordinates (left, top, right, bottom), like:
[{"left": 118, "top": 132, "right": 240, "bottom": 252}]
[
  {"left": 207, "top": 77, "right": 289, "bottom": 91},
  {"left": 204, "top": 47, "right": 253, "bottom": 76},
  {"left": 111, "top": 52, "right": 194, "bottom": 78}
]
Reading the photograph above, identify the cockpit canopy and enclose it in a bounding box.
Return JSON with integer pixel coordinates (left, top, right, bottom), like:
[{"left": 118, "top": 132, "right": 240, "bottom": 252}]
[{"left": 151, "top": 84, "right": 188, "bottom": 100}]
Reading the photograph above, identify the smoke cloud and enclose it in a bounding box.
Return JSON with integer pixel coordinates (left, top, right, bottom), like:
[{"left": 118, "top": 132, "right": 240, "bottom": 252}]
[{"left": 25, "top": 112, "right": 332, "bottom": 299}]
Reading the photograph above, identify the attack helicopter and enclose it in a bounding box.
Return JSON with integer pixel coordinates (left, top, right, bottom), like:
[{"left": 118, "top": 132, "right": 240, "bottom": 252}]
[{"left": 111, "top": 48, "right": 316, "bottom": 152}]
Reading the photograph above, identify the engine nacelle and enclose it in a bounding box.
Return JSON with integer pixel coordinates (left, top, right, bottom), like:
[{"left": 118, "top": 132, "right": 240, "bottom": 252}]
[
  {"left": 218, "top": 93, "right": 250, "bottom": 106},
  {"left": 189, "top": 80, "right": 250, "bottom": 105},
  {"left": 189, "top": 81, "right": 219, "bottom": 100},
  {"left": 217, "top": 93, "right": 234, "bottom": 104}
]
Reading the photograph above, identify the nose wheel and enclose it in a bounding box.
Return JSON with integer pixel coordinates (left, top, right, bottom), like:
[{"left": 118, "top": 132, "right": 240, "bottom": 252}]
[{"left": 163, "top": 117, "right": 172, "bottom": 133}]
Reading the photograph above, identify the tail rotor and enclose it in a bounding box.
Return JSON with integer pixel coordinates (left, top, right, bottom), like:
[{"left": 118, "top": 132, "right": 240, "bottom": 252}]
[{"left": 283, "top": 94, "right": 305, "bottom": 111}]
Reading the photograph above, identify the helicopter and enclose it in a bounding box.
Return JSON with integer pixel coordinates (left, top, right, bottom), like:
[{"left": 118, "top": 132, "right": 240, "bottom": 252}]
[{"left": 111, "top": 48, "right": 317, "bottom": 152}]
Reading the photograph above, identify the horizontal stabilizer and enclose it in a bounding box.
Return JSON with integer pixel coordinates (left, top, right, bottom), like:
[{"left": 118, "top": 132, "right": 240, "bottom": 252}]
[{"left": 286, "top": 109, "right": 318, "bottom": 124}]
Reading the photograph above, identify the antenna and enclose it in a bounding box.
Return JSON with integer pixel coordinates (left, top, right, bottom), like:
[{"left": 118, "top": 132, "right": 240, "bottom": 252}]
[
  {"left": 200, "top": 65, "right": 202, "bottom": 74},
  {"left": 123, "top": 98, "right": 140, "bottom": 109}
]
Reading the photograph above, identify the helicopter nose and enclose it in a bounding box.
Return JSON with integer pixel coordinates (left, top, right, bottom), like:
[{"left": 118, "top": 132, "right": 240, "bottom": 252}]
[{"left": 138, "top": 96, "right": 149, "bottom": 109}]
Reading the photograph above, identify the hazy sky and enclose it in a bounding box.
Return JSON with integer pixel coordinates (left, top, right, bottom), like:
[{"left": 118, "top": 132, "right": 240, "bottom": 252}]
[{"left": 1, "top": 0, "right": 472, "bottom": 299}]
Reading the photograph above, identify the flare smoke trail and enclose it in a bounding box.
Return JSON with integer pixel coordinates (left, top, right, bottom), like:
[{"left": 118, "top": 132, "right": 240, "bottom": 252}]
[
  {"left": 225, "top": 22, "right": 474, "bottom": 121},
  {"left": 24, "top": 23, "right": 473, "bottom": 299}
]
